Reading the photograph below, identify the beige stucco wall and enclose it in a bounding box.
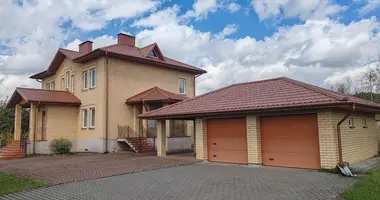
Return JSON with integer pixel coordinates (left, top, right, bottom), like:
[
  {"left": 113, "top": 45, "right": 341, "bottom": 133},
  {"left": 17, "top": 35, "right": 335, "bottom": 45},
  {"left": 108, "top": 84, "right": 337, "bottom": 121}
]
[
  {"left": 39, "top": 56, "right": 196, "bottom": 152},
  {"left": 107, "top": 58, "right": 196, "bottom": 140},
  {"left": 45, "top": 105, "right": 78, "bottom": 141},
  {"left": 41, "top": 58, "right": 107, "bottom": 144}
]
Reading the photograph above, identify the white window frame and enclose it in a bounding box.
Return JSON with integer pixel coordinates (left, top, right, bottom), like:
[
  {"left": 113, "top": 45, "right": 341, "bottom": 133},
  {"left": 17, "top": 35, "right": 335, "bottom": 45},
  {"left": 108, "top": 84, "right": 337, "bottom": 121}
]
[
  {"left": 83, "top": 71, "right": 88, "bottom": 90},
  {"left": 61, "top": 78, "right": 65, "bottom": 90},
  {"left": 89, "top": 107, "right": 95, "bottom": 128},
  {"left": 71, "top": 74, "right": 75, "bottom": 92},
  {"left": 362, "top": 119, "right": 367, "bottom": 128},
  {"left": 90, "top": 68, "right": 96, "bottom": 89},
  {"left": 66, "top": 71, "right": 70, "bottom": 89},
  {"left": 82, "top": 109, "right": 88, "bottom": 128},
  {"left": 179, "top": 78, "right": 186, "bottom": 94},
  {"left": 348, "top": 117, "right": 354, "bottom": 128},
  {"left": 51, "top": 81, "right": 55, "bottom": 90}
]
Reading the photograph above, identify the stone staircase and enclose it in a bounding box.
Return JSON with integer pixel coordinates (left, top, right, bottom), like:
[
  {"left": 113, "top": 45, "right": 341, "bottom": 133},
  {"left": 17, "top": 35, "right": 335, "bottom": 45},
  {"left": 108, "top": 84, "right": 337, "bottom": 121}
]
[
  {"left": 0, "top": 140, "right": 25, "bottom": 160},
  {"left": 124, "top": 137, "right": 156, "bottom": 153}
]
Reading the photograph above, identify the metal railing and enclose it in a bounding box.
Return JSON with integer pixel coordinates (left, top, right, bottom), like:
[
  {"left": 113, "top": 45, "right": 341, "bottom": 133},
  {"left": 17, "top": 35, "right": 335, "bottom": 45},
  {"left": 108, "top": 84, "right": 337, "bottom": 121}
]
[{"left": 118, "top": 125, "right": 141, "bottom": 139}]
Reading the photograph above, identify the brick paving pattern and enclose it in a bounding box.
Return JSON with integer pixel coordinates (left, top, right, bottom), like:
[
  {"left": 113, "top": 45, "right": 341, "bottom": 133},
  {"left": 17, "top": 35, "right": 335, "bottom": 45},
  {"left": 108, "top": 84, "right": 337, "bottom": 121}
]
[
  {"left": 0, "top": 153, "right": 195, "bottom": 184},
  {"left": 1, "top": 162, "right": 359, "bottom": 200}
]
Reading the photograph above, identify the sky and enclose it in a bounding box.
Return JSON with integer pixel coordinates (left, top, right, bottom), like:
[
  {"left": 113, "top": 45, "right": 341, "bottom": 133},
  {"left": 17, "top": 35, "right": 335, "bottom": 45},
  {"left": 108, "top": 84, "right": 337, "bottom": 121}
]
[{"left": 0, "top": 0, "right": 380, "bottom": 98}]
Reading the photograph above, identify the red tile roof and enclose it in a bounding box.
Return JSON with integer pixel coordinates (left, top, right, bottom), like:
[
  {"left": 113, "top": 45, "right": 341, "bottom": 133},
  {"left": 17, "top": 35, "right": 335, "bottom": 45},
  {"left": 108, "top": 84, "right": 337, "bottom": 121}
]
[
  {"left": 140, "top": 77, "right": 380, "bottom": 118},
  {"left": 7, "top": 88, "right": 81, "bottom": 108},
  {"left": 31, "top": 43, "right": 205, "bottom": 79},
  {"left": 126, "top": 86, "right": 189, "bottom": 104}
]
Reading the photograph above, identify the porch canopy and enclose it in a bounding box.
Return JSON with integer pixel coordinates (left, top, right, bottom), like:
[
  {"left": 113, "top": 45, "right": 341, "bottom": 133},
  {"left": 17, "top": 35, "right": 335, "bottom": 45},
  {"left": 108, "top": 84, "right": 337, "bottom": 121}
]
[
  {"left": 6, "top": 88, "right": 81, "bottom": 141},
  {"left": 126, "top": 86, "right": 188, "bottom": 104},
  {"left": 7, "top": 88, "right": 81, "bottom": 108}
]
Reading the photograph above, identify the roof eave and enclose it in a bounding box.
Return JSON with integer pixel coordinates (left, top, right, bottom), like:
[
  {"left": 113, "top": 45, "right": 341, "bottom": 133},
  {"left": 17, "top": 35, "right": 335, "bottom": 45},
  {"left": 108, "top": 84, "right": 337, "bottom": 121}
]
[
  {"left": 74, "top": 50, "right": 206, "bottom": 75},
  {"left": 139, "top": 102, "right": 354, "bottom": 120}
]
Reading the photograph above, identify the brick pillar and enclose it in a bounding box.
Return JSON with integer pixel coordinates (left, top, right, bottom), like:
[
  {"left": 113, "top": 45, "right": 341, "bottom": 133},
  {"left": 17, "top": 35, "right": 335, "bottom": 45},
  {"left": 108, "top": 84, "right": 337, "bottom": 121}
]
[
  {"left": 246, "top": 116, "right": 262, "bottom": 164},
  {"left": 195, "top": 118, "right": 208, "bottom": 160},
  {"left": 318, "top": 111, "right": 339, "bottom": 169},
  {"left": 156, "top": 120, "right": 166, "bottom": 156},
  {"left": 14, "top": 104, "right": 22, "bottom": 141},
  {"left": 29, "top": 103, "right": 36, "bottom": 142}
]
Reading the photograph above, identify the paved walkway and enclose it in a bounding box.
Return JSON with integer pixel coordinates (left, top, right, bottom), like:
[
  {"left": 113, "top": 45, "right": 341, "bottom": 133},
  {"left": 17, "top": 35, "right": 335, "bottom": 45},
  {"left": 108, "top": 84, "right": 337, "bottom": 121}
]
[
  {"left": 350, "top": 156, "right": 380, "bottom": 174},
  {"left": 1, "top": 163, "right": 359, "bottom": 200},
  {"left": 0, "top": 153, "right": 196, "bottom": 184}
]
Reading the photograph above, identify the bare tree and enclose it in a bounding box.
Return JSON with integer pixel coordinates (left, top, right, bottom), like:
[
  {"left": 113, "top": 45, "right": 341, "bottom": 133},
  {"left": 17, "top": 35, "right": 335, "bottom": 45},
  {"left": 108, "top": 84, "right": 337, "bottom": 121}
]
[
  {"left": 330, "top": 76, "right": 353, "bottom": 94},
  {"left": 361, "top": 67, "right": 378, "bottom": 101}
]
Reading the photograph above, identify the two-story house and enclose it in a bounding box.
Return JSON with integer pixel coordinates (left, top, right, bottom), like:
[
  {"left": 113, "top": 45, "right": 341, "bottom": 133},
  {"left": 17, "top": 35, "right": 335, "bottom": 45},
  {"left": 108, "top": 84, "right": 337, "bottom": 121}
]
[{"left": 5, "top": 33, "right": 206, "bottom": 155}]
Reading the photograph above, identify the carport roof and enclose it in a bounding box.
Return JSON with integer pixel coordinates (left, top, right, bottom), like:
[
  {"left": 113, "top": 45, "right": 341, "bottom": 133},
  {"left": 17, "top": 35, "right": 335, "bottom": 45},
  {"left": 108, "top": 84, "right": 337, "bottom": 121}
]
[
  {"left": 139, "top": 77, "right": 380, "bottom": 119},
  {"left": 7, "top": 88, "right": 81, "bottom": 108}
]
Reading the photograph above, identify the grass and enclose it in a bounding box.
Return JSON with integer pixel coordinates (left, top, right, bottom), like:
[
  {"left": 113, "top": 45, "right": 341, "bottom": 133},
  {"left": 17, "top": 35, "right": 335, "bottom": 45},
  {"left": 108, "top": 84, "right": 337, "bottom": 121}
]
[
  {"left": 0, "top": 172, "right": 50, "bottom": 195},
  {"left": 343, "top": 168, "right": 380, "bottom": 200}
]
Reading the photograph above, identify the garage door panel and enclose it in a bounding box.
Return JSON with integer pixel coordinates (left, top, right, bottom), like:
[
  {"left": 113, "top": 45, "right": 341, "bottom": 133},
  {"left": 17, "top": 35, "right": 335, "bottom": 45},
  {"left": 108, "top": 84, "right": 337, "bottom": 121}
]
[
  {"left": 261, "top": 114, "right": 320, "bottom": 169},
  {"left": 207, "top": 118, "right": 248, "bottom": 164}
]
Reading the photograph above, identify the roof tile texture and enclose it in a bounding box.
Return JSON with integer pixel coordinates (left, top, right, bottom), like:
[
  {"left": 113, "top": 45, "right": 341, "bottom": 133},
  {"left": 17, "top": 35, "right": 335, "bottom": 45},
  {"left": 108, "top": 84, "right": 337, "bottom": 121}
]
[
  {"left": 126, "top": 86, "right": 188, "bottom": 103},
  {"left": 141, "top": 77, "right": 380, "bottom": 118}
]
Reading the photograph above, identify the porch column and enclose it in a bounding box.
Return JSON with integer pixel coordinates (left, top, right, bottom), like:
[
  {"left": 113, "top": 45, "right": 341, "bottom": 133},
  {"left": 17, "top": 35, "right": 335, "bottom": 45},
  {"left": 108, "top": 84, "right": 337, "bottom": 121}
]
[
  {"left": 195, "top": 118, "right": 208, "bottom": 160},
  {"left": 165, "top": 120, "right": 171, "bottom": 137},
  {"left": 14, "top": 104, "right": 22, "bottom": 141},
  {"left": 156, "top": 120, "right": 166, "bottom": 156},
  {"left": 29, "top": 103, "right": 36, "bottom": 142},
  {"left": 142, "top": 104, "right": 148, "bottom": 133}
]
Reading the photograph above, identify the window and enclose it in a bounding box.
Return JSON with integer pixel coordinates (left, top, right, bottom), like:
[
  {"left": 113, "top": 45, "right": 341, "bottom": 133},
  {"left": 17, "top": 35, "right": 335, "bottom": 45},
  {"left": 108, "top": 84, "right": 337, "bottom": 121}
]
[
  {"left": 89, "top": 107, "right": 95, "bottom": 128},
  {"left": 179, "top": 78, "right": 186, "bottom": 94},
  {"left": 61, "top": 78, "right": 65, "bottom": 90},
  {"left": 362, "top": 119, "right": 367, "bottom": 128},
  {"left": 90, "top": 68, "right": 96, "bottom": 88},
  {"left": 83, "top": 71, "right": 88, "bottom": 90},
  {"left": 66, "top": 71, "right": 70, "bottom": 89},
  {"left": 51, "top": 81, "right": 55, "bottom": 90},
  {"left": 348, "top": 118, "right": 354, "bottom": 128},
  {"left": 148, "top": 50, "right": 158, "bottom": 58},
  {"left": 46, "top": 83, "right": 50, "bottom": 90},
  {"left": 82, "top": 109, "right": 88, "bottom": 128},
  {"left": 71, "top": 75, "right": 75, "bottom": 92}
]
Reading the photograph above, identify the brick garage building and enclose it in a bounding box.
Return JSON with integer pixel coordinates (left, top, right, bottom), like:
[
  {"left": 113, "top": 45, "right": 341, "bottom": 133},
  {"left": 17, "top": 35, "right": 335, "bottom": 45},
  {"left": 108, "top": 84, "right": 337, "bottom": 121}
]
[{"left": 141, "top": 77, "right": 380, "bottom": 169}]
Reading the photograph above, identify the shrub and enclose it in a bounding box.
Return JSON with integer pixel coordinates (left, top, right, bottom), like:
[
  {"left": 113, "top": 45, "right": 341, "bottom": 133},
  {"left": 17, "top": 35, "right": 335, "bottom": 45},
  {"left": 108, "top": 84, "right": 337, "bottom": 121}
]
[
  {"left": 0, "top": 132, "right": 13, "bottom": 148},
  {"left": 49, "top": 138, "right": 72, "bottom": 155}
]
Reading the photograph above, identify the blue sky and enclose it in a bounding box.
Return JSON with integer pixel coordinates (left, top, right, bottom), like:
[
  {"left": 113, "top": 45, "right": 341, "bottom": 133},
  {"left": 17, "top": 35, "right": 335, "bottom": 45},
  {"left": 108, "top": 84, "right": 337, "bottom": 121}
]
[{"left": 0, "top": 0, "right": 380, "bottom": 97}]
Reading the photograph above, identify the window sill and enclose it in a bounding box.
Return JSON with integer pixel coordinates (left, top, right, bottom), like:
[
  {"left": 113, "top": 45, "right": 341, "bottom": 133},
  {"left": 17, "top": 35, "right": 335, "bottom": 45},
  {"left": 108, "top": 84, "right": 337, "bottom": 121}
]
[
  {"left": 349, "top": 126, "right": 355, "bottom": 129},
  {"left": 81, "top": 127, "right": 88, "bottom": 129},
  {"left": 363, "top": 126, "right": 368, "bottom": 128},
  {"left": 89, "top": 127, "right": 95, "bottom": 129}
]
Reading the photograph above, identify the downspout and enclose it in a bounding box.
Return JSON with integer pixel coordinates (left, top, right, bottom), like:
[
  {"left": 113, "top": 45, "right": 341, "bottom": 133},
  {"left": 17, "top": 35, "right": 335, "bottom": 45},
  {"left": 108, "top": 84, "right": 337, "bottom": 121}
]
[
  {"left": 336, "top": 102, "right": 355, "bottom": 166},
  {"left": 104, "top": 51, "right": 109, "bottom": 153}
]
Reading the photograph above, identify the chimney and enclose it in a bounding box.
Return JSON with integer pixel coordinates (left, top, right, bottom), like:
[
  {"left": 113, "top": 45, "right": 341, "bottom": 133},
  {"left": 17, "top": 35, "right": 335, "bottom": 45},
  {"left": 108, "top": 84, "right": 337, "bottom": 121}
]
[
  {"left": 117, "top": 33, "right": 135, "bottom": 47},
  {"left": 79, "top": 41, "right": 93, "bottom": 54}
]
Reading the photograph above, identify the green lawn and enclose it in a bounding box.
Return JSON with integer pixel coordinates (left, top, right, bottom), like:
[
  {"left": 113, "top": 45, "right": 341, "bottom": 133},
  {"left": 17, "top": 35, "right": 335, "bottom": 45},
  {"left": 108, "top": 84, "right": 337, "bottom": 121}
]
[
  {"left": 0, "top": 172, "right": 49, "bottom": 195},
  {"left": 343, "top": 168, "right": 380, "bottom": 200}
]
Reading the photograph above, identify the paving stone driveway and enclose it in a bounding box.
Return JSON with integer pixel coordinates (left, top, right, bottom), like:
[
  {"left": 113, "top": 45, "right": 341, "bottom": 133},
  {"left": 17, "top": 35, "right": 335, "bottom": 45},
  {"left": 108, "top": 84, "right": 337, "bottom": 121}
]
[
  {"left": 0, "top": 153, "right": 195, "bottom": 184},
  {"left": 1, "top": 162, "right": 359, "bottom": 200}
]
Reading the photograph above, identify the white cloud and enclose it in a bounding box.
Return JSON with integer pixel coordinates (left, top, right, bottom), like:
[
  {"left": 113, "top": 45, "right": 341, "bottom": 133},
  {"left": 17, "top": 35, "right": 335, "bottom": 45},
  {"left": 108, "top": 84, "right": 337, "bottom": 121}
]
[
  {"left": 65, "top": 35, "right": 117, "bottom": 51},
  {"left": 132, "top": 5, "right": 181, "bottom": 27},
  {"left": 136, "top": 14, "right": 380, "bottom": 94},
  {"left": 0, "top": 0, "right": 158, "bottom": 98},
  {"left": 357, "top": 0, "right": 380, "bottom": 16},
  {"left": 214, "top": 24, "right": 239, "bottom": 39},
  {"left": 184, "top": 0, "right": 218, "bottom": 19},
  {"left": 251, "top": 0, "right": 347, "bottom": 21},
  {"left": 227, "top": 2, "right": 241, "bottom": 13}
]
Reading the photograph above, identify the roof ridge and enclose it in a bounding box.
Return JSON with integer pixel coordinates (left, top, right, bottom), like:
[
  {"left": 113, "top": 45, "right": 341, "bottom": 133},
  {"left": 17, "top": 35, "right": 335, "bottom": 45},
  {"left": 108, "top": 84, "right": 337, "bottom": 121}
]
[
  {"left": 280, "top": 77, "right": 347, "bottom": 101},
  {"left": 155, "top": 87, "right": 171, "bottom": 99},
  {"left": 58, "top": 48, "right": 79, "bottom": 53},
  {"left": 140, "top": 87, "right": 157, "bottom": 100},
  {"left": 17, "top": 87, "right": 72, "bottom": 93}
]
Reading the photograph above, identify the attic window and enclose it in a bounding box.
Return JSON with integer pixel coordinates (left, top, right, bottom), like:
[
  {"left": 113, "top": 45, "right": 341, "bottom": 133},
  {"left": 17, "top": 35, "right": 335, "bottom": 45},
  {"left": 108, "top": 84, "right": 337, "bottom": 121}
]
[{"left": 148, "top": 50, "right": 158, "bottom": 58}]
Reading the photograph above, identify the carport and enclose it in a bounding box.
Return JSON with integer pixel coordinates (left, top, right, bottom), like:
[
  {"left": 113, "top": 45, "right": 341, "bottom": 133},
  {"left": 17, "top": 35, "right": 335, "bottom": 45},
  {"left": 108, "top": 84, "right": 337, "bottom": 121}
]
[{"left": 140, "top": 77, "right": 380, "bottom": 169}]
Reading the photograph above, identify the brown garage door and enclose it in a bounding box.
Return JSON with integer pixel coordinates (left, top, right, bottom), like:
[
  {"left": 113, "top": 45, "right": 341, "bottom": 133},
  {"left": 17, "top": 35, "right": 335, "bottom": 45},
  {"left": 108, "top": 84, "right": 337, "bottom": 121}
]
[
  {"left": 261, "top": 114, "right": 320, "bottom": 169},
  {"left": 207, "top": 118, "right": 248, "bottom": 164}
]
